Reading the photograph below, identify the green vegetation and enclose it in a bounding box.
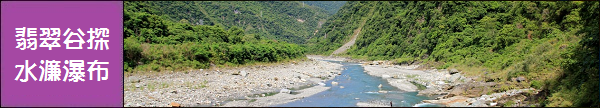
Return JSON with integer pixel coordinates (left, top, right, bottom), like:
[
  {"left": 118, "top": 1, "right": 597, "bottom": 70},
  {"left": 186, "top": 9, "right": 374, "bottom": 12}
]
[
  {"left": 125, "top": 1, "right": 330, "bottom": 44},
  {"left": 308, "top": 1, "right": 598, "bottom": 107},
  {"left": 504, "top": 100, "right": 515, "bottom": 107},
  {"left": 124, "top": 1, "right": 306, "bottom": 73},
  {"left": 410, "top": 82, "right": 427, "bottom": 90},
  {"left": 248, "top": 99, "right": 257, "bottom": 103},
  {"left": 302, "top": 1, "right": 347, "bottom": 15}
]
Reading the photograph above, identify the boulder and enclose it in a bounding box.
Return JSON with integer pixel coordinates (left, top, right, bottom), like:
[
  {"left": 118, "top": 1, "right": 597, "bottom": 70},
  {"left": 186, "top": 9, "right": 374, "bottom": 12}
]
[
  {"left": 382, "top": 75, "right": 391, "bottom": 79},
  {"left": 170, "top": 102, "right": 181, "bottom": 107},
  {"left": 280, "top": 88, "right": 291, "bottom": 94},
  {"left": 449, "top": 73, "right": 462, "bottom": 82},
  {"left": 489, "top": 102, "right": 498, "bottom": 106},
  {"left": 240, "top": 71, "right": 248, "bottom": 77},
  {"left": 436, "top": 81, "right": 446, "bottom": 85},
  {"left": 423, "top": 96, "right": 469, "bottom": 105},
  {"left": 318, "top": 82, "right": 326, "bottom": 86},
  {"left": 516, "top": 77, "right": 526, "bottom": 82},
  {"left": 128, "top": 76, "right": 140, "bottom": 83},
  {"left": 392, "top": 75, "right": 401, "bottom": 79},
  {"left": 331, "top": 81, "right": 339, "bottom": 85},
  {"left": 469, "top": 100, "right": 488, "bottom": 107},
  {"left": 449, "top": 68, "right": 459, "bottom": 74},
  {"left": 448, "top": 102, "right": 469, "bottom": 107},
  {"left": 136, "top": 103, "right": 145, "bottom": 107},
  {"left": 448, "top": 85, "right": 466, "bottom": 97}
]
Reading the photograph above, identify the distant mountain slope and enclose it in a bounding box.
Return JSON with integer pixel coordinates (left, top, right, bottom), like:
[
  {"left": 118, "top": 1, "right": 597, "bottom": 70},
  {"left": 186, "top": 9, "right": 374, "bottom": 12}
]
[
  {"left": 302, "top": 1, "right": 347, "bottom": 15},
  {"left": 127, "top": 1, "right": 331, "bottom": 44}
]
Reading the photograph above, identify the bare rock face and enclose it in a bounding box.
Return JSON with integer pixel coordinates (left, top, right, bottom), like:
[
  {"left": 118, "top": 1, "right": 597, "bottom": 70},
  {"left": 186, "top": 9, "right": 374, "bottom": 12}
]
[
  {"left": 449, "top": 73, "right": 462, "bottom": 82},
  {"left": 448, "top": 85, "right": 466, "bottom": 97}
]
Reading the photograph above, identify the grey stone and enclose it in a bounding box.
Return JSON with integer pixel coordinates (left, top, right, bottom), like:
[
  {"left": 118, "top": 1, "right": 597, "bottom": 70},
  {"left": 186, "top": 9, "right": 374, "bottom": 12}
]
[
  {"left": 516, "top": 76, "right": 526, "bottom": 82},
  {"left": 318, "top": 82, "right": 326, "bottom": 86},
  {"left": 382, "top": 75, "right": 391, "bottom": 79},
  {"left": 280, "top": 88, "right": 291, "bottom": 94},
  {"left": 469, "top": 100, "right": 488, "bottom": 107},
  {"left": 449, "top": 73, "right": 462, "bottom": 82},
  {"left": 136, "top": 102, "right": 145, "bottom": 107},
  {"left": 448, "top": 102, "right": 468, "bottom": 107},
  {"left": 240, "top": 71, "right": 248, "bottom": 77},
  {"left": 489, "top": 102, "right": 498, "bottom": 106},
  {"left": 450, "top": 68, "right": 459, "bottom": 74},
  {"left": 331, "top": 81, "right": 339, "bottom": 85},
  {"left": 128, "top": 76, "right": 140, "bottom": 83}
]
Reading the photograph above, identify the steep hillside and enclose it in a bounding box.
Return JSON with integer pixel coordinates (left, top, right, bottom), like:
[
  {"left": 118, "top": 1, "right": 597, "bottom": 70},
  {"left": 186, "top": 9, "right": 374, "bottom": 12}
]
[
  {"left": 307, "top": 1, "right": 598, "bottom": 107},
  {"left": 126, "top": 1, "right": 330, "bottom": 44},
  {"left": 124, "top": 1, "right": 306, "bottom": 73},
  {"left": 302, "top": 1, "right": 347, "bottom": 15}
]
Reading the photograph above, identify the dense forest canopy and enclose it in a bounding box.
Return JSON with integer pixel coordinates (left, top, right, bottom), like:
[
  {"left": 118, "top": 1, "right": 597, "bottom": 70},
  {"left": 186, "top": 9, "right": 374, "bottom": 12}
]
[
  {"left": 125, "top": 1, "right": 330, "bottom": 44},
  {"left": 302, "top": 1, "right": 347, "bottom": 15},
  {"left": 124, "top": 1, "right": 306, "bottom": 73},
  {"left": 307, "top": 1, "right": 598, "bottom": 107}
]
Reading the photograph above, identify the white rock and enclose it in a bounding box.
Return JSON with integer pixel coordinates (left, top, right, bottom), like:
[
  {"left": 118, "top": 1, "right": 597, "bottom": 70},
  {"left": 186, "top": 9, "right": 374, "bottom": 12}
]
[
  {"left": 318, "top": 82, "right": 326, "bottom": 86},
  {"left": 280, "top": 88, "right": 291, "bottom": 94},
  {"left": 240, "top": 71, "right": 248, "bottom": 77},
  {"left": 382, "top": 75, "right": 391, "bottom": 79},
  {"left": 331, "top": 81, "right": 339, "bottom": 85}
]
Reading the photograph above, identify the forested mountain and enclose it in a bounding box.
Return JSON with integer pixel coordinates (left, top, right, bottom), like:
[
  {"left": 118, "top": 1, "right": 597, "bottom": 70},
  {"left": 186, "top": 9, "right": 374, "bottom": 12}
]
[
  {"left": 302, "top": 1, "right": 347, "bottom": 15},
  {"left": 307, "top": 1, "right": 598, "bottom": 107},
  {"left": 125, "top": 1, "right": 330, "bottom": 44},
  {"left": 124, "top": 1, "right": 305, "bottom": 73}
]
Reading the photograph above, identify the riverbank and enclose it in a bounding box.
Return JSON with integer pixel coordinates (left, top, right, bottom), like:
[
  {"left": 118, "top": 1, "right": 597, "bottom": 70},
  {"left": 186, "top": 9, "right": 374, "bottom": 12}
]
[
  {"left": 360, "top": 60, "right": 542, "bottom": 107},
  {"left": 124, "top": 56, "right": 343, "bottom": 107}
]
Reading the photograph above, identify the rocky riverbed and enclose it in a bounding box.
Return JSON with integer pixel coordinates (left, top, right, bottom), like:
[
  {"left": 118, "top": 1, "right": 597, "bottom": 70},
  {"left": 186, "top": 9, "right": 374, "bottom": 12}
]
[
  {"left": 359, "top": 60, "right": 541, "bottom": 107},
  {"left": 124, "top": 56, "right": 343, "bottom": 107}
]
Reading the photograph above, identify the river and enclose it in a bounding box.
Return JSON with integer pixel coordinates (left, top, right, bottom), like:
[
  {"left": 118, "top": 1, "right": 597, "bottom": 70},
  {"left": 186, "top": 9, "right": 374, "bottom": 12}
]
[{"left": 274, "top": 60, "right": 443, "bottom": 107}]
